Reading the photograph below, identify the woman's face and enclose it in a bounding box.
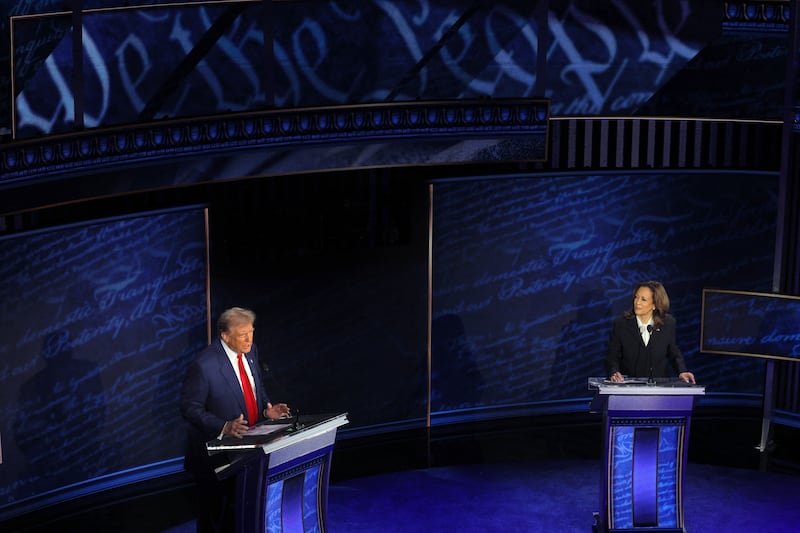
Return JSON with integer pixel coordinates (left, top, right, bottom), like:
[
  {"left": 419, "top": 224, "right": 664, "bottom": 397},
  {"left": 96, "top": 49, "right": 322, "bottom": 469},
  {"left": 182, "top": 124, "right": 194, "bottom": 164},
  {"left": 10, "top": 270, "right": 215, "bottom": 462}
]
[{"left": 633, "top": 286, "right": 656, "bottom": 319}]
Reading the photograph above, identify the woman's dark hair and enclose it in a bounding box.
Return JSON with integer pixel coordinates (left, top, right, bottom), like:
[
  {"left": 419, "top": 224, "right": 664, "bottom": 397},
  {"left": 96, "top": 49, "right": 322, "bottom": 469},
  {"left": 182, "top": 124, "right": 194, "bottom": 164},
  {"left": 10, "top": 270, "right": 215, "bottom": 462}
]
[{"left": 623, "top": 280, "right": 670, "bottom": 329}]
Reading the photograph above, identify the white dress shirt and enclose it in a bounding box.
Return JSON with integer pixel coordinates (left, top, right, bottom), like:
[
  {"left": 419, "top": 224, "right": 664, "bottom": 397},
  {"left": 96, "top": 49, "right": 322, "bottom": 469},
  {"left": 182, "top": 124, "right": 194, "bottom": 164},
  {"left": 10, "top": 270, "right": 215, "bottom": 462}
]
[
  {"left": 636, "top": 316, "right": 654, "bottom": 346},
  {"left": 220, "top": 339, "right": 257, "bottom": 395}
]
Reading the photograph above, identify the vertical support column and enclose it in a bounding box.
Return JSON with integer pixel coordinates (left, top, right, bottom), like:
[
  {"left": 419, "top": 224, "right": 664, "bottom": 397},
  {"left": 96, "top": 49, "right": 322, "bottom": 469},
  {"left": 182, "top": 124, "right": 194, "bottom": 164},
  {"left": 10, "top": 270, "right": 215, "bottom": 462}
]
[
  {"left": 426, "top": 183, "right": 434, "bottom": 469},
  {"left": 778, "top": 0, "right": 800, "bottom": 294},
  {"left": 757, "top": 360, "right": 776, "bottom": 455},
  {"left": 770, "top": 0, "right": 800, "bottom": 449}
]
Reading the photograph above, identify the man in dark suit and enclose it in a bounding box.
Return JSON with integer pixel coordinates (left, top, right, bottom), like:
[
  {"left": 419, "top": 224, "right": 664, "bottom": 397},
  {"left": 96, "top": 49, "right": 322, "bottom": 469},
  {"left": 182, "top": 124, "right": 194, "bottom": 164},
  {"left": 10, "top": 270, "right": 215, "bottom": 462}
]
[
  {"left": 181, "top": 307, "right": 290, "bottom": 533},
  {"left": 606, "top": 281, "right": 696, "bottom": 383}
]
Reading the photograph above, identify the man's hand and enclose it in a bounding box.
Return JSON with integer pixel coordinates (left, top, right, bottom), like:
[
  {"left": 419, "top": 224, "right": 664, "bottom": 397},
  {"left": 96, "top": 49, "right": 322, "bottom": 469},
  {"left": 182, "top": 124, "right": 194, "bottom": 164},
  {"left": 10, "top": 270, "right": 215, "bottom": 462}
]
[
  {"left": 264, "top": 402, "right": 291, "bottom": 419},
  {"left": 679, "top": 372, "right": 696, "bottom": 384},
  {"left": 223, "top": 414, "right": 250, "bottom": 439}
]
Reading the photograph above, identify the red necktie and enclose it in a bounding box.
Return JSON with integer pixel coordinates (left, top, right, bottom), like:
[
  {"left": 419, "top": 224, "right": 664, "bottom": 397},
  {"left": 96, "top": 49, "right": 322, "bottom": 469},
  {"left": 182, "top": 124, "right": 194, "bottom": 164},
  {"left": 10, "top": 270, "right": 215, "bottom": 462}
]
[{"left": 237, "top": 353, "right": 259, "bottom": 425}]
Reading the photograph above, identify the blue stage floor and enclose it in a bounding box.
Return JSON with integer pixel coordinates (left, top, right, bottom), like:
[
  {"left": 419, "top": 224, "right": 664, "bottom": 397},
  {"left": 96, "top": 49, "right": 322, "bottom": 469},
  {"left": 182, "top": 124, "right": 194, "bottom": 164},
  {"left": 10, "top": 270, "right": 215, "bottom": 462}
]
[
  {"left": 323, "top": 459, "right": 799, "bottom": 533},
  {"left": 5, "top": 459, "right": 798, "bottom": 532},
  {"left": 6, "top": 415, "right": 799, "bottom": 533},
  {"left": 145, "top": 457, "right": 800, "bottom": 533}
]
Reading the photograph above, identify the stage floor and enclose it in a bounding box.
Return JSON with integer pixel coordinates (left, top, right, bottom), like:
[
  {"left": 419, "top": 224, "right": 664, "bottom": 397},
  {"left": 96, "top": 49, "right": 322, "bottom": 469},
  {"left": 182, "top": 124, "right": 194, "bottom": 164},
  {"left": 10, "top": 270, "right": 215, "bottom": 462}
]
[
  {"left": 4, "top": 414, "right": 799, "bottom": 532},
  {"left": 5, "top": 460, "right": 800, "bottom": 532},
  {"left": 324, "top": 459, "right": 799, "bottom": 533}
]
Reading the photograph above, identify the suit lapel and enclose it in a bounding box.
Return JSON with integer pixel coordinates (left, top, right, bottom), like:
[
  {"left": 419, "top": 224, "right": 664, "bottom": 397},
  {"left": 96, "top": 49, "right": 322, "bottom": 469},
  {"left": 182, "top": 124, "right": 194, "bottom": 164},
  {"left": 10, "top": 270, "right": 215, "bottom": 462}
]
[
  {"left": 629, "top": 319, "right": 645, "bottom": 347},
  {"left": 214, "top": 340, "right": 248, "bottom": 415}
]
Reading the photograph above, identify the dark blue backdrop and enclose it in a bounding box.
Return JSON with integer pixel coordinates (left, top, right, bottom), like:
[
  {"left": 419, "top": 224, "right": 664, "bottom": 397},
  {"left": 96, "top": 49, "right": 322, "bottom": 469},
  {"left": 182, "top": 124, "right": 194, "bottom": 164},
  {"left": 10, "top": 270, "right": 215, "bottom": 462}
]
[
  {"left": 0, "top": 208, "right": 208, "bottom": 513},
  {"left": 430, "top": 172, "right": 776, "bottom": 419},
  {"left": 0, "top": 0, "right": 788, "bottom": 521},
  {"left": 0, "top": 170, "right": 780, "bottom": 517}
]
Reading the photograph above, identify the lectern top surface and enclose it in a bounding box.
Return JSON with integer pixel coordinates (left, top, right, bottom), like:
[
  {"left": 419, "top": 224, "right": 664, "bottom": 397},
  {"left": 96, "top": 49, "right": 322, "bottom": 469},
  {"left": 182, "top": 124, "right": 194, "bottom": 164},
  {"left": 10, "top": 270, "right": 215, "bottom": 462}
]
[
  {"left": 587, "top": 377, "right": 705, "bottom": 395},
  {"left": 206, "top": 412, "right": 349, "bottom": 453}
]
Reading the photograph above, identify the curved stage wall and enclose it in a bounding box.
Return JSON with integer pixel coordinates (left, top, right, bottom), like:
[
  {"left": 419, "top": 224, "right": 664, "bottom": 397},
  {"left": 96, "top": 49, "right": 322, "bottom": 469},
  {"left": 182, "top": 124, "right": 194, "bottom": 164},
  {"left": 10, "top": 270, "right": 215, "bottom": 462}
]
[
  {"left": 0, "top": 0, "right": 792, "bottom": 523},
  {"left": 0, "top": 208, "right": 209, "bottom": 516},
  {"left": 0, "top": 168, "right": 778, "bottom": 520},
  {"left": 429, "top": 172, "right": 776, "bottom": 421}
]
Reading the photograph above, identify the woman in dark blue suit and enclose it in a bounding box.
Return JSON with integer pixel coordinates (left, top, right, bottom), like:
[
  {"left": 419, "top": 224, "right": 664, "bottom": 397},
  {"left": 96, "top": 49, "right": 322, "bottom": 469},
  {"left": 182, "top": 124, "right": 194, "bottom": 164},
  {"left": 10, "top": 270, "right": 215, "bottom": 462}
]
[
  {"left": 181, "top": 307, "right": 290, "bottom": 532},
  {"left": 606, "top": 281, "right": 696, "bottom": 384}
]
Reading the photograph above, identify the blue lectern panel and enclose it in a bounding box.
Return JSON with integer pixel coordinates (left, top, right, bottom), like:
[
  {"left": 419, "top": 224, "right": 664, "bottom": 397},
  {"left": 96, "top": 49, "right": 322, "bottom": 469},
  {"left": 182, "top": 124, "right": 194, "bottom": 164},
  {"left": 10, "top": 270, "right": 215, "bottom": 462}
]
[
  {"left": 655, "top": 426, "right": 681, "bottom": 527},
  {"left": 303, "top": 465, "right": 322, "bottom": 533},
  {"left": 611, "top": 426, "right": 635, "bottom": 526},
  {"left": 267, "top": 480, "right": 283, "bottom": 530},
  {"left": 282, "top": 474, "right": 305, "bottom": 532},
  {"left": 264, "top": 458, "right": 325, "bottom": 532},
  {"left": 610, "top": 424, "right": 681, "bottom": 530}
]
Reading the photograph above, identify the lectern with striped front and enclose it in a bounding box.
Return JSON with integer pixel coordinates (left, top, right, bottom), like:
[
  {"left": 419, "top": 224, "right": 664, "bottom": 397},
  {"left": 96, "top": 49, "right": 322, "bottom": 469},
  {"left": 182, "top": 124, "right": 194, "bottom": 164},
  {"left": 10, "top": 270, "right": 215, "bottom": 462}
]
[
  {"left": 589, "top": 379, "right": 704, "bottom": 533},
  {"left": 207, "top": 413, "right": 348, "bottom": 533}
]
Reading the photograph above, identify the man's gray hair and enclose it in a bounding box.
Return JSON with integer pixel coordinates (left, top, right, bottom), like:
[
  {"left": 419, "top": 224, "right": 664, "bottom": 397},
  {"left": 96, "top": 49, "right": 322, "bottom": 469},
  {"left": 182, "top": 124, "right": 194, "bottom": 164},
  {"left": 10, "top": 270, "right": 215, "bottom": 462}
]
[{"left": 217, "top": 307, "right": 256, "bottom": 334}]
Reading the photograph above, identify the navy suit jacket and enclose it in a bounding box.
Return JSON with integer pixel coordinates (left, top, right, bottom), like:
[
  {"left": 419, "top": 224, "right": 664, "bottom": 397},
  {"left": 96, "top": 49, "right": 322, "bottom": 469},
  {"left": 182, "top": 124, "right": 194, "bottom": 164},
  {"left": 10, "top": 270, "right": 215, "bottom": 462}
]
[
  {"left": 605, "top": 313, "right": 689, "bottom": 379},
  {"left": 180, "top": 339, "right": 270, "bottom": 476}
]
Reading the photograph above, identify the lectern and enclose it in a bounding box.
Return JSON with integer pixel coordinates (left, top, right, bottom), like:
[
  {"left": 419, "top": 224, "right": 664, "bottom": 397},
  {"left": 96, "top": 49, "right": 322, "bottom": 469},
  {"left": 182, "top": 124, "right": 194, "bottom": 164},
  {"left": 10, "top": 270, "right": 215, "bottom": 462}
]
[
  {"left": 207, "top": 412, "right": 349, "bottom": 533},
  {"left": 589, "top": 379, "right": 704, "bottom": 533}
]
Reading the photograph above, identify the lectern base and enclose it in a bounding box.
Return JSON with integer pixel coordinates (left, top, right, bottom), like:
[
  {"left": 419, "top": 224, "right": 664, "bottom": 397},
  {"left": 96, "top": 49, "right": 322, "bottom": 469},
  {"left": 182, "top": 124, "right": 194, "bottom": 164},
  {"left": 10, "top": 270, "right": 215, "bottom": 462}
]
[
  {"left": 594, "top": 509, "right": 687, "bottom": 533},
  {"left": 588, "top": 379, "right": 704, "bottom": 533},
  {"left": 238, "top": 445, "right": 333, "bottom": 533},
  {"left": 208, "top": 413, "right": 348, "bottom": 533}
]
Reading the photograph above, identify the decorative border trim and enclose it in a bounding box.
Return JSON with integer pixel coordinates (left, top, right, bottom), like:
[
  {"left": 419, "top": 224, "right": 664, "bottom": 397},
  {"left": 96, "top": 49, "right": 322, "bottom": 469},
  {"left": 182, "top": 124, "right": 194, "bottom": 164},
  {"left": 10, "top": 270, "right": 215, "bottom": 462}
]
[
  {"left": 722, "top": 1, "right": 790, "bottom": 32},
  {"left": 0, "top": 99, "right": 550, "bottom": 184}
]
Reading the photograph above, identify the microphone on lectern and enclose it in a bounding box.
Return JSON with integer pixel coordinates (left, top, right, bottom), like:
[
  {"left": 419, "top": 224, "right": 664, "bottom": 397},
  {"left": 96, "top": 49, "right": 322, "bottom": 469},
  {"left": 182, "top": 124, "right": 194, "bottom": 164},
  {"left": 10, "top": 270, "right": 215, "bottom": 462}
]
[{"left": 647, "top": 325, "right": 655, "bottom": 385}]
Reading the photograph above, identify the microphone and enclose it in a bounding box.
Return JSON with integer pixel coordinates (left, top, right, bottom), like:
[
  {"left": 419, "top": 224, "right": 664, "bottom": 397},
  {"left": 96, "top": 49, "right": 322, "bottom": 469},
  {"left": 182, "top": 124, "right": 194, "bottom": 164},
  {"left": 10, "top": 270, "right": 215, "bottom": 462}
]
[
  {"left": 287, "top": 408, "right": 302, "bottom": 432},
  {"left": 647, "top": 325, "right": 654, "bottom": 385}
]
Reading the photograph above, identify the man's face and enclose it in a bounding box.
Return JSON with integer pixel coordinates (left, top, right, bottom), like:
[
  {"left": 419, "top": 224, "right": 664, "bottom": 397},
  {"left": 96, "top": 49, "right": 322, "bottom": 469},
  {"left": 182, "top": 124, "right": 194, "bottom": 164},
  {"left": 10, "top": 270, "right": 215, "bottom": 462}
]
[{"left": 221, "top": 322, "right": 254, "bottom": 354}]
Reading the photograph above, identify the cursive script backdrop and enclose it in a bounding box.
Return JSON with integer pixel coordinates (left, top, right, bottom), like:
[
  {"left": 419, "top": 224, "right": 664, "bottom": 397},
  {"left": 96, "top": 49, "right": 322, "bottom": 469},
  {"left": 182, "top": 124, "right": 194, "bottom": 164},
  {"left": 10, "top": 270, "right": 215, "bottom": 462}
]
[
  {"left": 0, "top": 170, "right": 782, "bottom": 515},
  {"left": 4, "top": 0, "right": 782, "bottom": 138},
  {"left": 0, "top": 208, "right": 208, "bottom": 511},
  {"left": 701, "top": 290, "right": 800, "bottom": 361},
  {"left": 430, "top": 172, "right": 777, "bottom": 419}
]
